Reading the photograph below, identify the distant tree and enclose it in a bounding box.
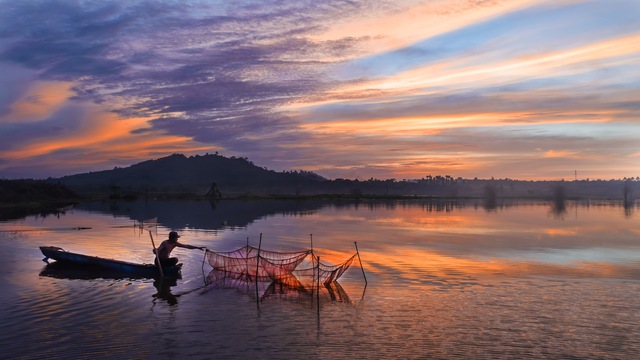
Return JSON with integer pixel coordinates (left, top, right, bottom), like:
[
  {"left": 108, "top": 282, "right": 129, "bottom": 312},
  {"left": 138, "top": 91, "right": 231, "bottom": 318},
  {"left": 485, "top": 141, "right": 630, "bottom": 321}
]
[{"left": 623, "top": 180, "right": 633, "bottom": 206}]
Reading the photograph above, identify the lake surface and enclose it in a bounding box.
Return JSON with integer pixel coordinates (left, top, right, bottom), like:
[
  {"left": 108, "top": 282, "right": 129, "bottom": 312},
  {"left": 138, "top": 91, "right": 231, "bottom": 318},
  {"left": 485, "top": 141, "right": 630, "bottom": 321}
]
[{"left": 1, "top": 198, "right": 639, "bottom": 359}]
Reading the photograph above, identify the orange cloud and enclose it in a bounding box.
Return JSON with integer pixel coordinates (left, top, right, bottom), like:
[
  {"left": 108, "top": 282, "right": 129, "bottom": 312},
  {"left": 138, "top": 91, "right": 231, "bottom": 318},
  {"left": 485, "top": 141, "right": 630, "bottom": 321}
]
[
  {"left": 1, "top": 81, "right": 75, "bottom": 123},
  {"left": 299, "top": 109, "right": 618, "bottom": 137},
  {"left": 311, "top": 0, "right": 540, "bottom": 56},
  {"left": 543, "top": 150, "right": 579, "bottom": 158},
  {"left": 4, "top": 112, "right": 149, "bottom": 159},
  {"left": 329, "top": 33, "right": 640, "bottom": 102},
  {"left": 3, "top": 101, "right": 219, "bottom": 172}
]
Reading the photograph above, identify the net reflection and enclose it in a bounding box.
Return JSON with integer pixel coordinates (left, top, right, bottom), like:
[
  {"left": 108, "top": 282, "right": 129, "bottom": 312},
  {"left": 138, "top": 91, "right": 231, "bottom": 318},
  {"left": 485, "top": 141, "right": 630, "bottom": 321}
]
[{"left": 204, "top": 269, "right": 351, "bottom": 303}]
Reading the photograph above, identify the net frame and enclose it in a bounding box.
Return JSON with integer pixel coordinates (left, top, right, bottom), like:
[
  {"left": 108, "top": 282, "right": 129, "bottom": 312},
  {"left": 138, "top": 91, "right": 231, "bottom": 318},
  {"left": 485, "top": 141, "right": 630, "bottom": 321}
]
[
  {"left": 204, "top": 245, "right": 311, "bottom": 282},
  {"left": 295, "top": 253, "right": 357, "bottom": 286},
  {"left": 203, "top": 244, "right": 356, "bottom": 286}
]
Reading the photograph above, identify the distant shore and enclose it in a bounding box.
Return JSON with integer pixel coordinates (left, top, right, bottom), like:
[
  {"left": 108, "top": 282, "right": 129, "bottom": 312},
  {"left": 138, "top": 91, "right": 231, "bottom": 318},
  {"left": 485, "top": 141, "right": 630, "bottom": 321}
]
[
  {"left": 0, "top": 179, "right": 80, "bottom": 220},
  {"left": 1, "top": 177, "right": 637, "bottom": 220}
]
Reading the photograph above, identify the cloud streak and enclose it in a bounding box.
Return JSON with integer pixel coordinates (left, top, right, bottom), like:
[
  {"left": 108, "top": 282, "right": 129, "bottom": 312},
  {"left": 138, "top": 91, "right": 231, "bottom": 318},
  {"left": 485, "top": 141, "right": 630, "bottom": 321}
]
[{"left": 0, "top": 0, "right": 638, "bottom": 180}]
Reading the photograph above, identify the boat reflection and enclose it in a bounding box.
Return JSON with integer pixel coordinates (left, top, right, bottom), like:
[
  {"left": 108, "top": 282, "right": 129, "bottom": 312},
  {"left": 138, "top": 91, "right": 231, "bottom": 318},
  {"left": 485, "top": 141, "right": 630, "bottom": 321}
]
[
  {"left": 40, "top": 262, "right": 183, "bottom": 305},
  {"left": 39, "top": 261, "right": 182, "bottom": 281}
]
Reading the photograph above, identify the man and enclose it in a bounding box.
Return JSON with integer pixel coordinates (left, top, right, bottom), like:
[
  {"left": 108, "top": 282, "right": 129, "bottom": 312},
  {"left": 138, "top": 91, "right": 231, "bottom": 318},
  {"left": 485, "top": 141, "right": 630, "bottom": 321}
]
[{"left": 154, "top": 231, "right": 204, "bottom": 267}]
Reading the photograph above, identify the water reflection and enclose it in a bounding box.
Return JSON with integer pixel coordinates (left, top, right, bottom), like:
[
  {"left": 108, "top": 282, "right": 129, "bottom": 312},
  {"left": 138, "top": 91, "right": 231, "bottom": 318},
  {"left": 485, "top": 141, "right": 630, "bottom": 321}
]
[
  {"left": 153, "top": 278, "right": 179, "bottom": 305},
  {"left": 203, "top": 268, "right": 352, "bottom": 304},
  {"left": 40, "top": 261, "right": 184, "bottom": 306},
  {"left": 16, "top": 198, "right": 639, "bottom": 273},
  {"left": 73, "top": 198, "right": 640, "bottom": 236},
  {"left": 39, "top": 261, "right": 179, "bottom": 281},
  {"left": 4, "top": 199, "right": 640, "bottom": 359},
  {"left": 483, "top": 184, "right": 499, "bottom": 211},
  {"left": 624, "top": 199, "right": 635, "bottom": 218},
  {"left": 550, "top": 185, "right": 568, "bottom": 218},
  {"left": 75, "top": 199, "right": 327, "bottom": 230}
]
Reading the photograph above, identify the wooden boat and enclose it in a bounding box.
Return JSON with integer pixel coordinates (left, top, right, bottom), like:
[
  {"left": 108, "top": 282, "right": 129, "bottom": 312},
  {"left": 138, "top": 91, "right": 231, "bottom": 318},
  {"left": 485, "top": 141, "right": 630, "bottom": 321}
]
[{"left": 40, "top": 246, "right": 181, "bottom": 278}]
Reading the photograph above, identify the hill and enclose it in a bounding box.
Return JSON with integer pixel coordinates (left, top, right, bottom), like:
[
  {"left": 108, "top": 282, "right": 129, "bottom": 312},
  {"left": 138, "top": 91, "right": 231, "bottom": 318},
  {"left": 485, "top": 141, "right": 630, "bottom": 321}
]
[{"left": 57, "top": 153, "right": 325, "bottom": 198}]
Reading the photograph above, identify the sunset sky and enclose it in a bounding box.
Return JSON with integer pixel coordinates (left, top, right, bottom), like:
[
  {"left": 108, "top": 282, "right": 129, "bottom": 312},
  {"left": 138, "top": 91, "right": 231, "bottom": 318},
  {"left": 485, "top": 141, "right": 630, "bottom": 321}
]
[{"left": 1, "top": 0, "right": 639, "bottom": 180}]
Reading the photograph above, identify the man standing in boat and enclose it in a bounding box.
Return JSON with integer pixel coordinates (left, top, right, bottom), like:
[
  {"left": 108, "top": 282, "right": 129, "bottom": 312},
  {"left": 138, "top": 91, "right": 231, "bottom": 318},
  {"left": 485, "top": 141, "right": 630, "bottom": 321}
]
[{"left": 154, "top": 231, "right": 204, "bottom": 267}]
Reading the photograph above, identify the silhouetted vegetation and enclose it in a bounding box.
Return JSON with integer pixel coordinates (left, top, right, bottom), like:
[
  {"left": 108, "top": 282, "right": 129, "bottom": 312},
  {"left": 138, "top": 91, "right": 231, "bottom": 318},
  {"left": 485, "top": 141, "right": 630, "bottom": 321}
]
[
  {"left": 52, "top": 154, "right": 640, "bottom": 201},
  {"left": 5, "top": 153, "right": 640, "bottom": 205},
  {"left": 56, "top": 153, "right": 325, "bottom": 198},
  {"left": 0, "top": 179, "right": 80, "bottom": 220}
]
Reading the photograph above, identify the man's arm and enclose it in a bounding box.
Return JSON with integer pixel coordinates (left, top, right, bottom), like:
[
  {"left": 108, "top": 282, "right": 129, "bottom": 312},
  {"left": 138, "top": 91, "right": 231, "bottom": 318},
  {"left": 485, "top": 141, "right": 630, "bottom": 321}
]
[{"left": 176, "top": 242, "right": 205, "bottom": 250}]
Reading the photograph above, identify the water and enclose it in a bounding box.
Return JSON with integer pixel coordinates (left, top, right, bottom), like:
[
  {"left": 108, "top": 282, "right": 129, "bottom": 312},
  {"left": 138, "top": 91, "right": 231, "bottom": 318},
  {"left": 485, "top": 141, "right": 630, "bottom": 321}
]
[{"left": 1, "top": 199, "right": 639, "bottom": 359}]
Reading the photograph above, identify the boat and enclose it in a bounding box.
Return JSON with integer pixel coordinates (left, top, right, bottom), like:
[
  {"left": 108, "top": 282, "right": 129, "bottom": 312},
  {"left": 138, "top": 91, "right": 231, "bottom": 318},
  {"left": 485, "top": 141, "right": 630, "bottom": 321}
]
[
  {"left": 40, "top": 261, "right": 181, "bottom": 282},
  {"left": 39, "top": 246, "right": 182, "bottom": 278}
]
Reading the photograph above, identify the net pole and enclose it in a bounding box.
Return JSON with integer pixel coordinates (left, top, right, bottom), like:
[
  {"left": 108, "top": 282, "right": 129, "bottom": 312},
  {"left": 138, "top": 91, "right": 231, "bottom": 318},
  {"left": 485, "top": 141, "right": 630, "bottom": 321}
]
[
  {"left": 201, "top": 248, "right": 207, "bottom": 285},
  {"left": 310, "top": 234, "right": 315, "bottom": 303},
  {"left": 317, "top": 255, "right": 321, "bottom": 319},
  {"left": 354, "top": 242, "right": 367, "bottom": 286},
  {"left": 246, "top": 237, "right": 250, "bottom": 288},
  {"left": 255, "top": 233, "right": 262, "bottom": 309}
]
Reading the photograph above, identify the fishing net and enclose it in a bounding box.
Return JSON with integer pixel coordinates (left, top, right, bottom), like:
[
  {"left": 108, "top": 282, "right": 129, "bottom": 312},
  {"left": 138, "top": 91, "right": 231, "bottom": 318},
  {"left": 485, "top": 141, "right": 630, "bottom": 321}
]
[
  {"left": 203, "top": 244, "right": 357, "bottom": 288},
  {"left": 293, "top": 253, "right": 357, "bottom": 286},
  {"left": 204, "top": 245, "right": 311, "bottom": 282}
]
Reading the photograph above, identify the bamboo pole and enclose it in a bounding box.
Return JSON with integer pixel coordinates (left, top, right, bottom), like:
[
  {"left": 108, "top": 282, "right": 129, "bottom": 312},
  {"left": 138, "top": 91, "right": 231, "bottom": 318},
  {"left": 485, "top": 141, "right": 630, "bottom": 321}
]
[
  {"left": 317, "top": 255, "right": 321, "bottom": 319},
  {"left": 310, "top": 234, "right": 315, "bottom": 304},
  {"left": 255, "top": 233, "right": 262, "bottom": 309},
  {"left": 354, "top": 242, "right": 367, "bottom": 286},
  {"left": 150, "top": 231, "right": 164, "bottom": 278},
  {"left": 246, "top": 237, "right": 250, "bottom": 291},
  {"left": 201, "top": 248, "right": 207, "bottom": 284}
]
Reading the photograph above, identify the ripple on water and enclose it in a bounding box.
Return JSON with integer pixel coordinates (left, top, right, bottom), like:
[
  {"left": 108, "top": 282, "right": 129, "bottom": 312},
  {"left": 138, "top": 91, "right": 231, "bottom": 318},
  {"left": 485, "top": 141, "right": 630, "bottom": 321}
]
[{"left": 4, "top": 277, "right": 158, "bottom": 359}]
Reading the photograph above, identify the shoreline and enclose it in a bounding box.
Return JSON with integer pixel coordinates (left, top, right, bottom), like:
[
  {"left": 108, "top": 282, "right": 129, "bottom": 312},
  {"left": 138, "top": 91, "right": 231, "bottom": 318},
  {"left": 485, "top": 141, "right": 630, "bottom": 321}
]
[{"left": 3, "top": 192, "right": 636, "bottom": 221}]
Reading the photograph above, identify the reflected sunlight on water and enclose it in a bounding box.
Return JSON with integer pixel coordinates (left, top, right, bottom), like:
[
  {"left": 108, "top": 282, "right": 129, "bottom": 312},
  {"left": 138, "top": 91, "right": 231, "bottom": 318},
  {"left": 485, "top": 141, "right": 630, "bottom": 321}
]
[{"left": 1, "top": 199, "right": 639, "bottom": 359}]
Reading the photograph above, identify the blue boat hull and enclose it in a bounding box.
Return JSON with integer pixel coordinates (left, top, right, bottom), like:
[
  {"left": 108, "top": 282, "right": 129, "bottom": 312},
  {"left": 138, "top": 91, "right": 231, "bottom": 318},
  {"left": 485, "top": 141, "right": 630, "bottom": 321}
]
[{"left": 40, "top": 246, "right": 181, "bottom": 278}]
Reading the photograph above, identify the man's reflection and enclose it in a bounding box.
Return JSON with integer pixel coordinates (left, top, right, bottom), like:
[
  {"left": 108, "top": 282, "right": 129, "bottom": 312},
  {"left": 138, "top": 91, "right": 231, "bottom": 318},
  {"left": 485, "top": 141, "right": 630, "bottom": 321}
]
[{"left": 153, "top": 277, "right": 179, "bottom": 305}]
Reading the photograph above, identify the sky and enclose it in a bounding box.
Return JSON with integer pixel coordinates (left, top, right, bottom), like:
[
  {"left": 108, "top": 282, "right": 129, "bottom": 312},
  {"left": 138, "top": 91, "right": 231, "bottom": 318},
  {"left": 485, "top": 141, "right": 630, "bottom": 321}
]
[{"left": 0, "top": 0, "right": 639, "bottom": 181}]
